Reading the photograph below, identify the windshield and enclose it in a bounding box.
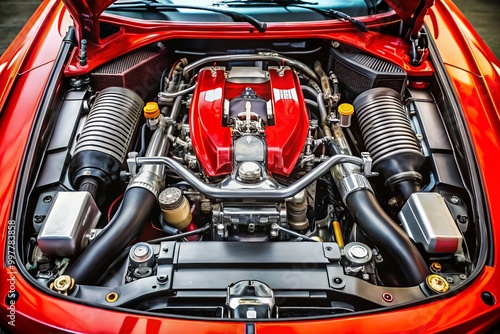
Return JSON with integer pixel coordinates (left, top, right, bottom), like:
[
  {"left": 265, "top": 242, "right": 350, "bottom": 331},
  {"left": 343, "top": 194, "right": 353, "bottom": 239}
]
[{"left": 106, "top": 0, "right": 389, "bottom": 24}]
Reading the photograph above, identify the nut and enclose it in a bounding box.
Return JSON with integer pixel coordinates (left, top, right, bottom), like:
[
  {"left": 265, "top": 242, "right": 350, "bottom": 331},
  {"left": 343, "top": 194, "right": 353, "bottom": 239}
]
[
  {"left": 430, "top": 262, "right": 442, "bottom": 273},
  {"left": 50, "top": 275, "right": 75, "bottom": 295}
]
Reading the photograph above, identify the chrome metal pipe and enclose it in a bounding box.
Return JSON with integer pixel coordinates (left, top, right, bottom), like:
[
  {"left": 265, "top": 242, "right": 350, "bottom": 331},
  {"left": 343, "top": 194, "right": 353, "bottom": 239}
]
[
  {"left": 157, "top": 85, "right": 195, "bottom": 100},
  {"left": 128, "top": 95, "right": 184, "bottom": 197},
  {"left": 133, "top": 154, "right": 364, "bottom": 200},
  {"left": 183, "top": 53, "right": 320, "bottom": 83}
]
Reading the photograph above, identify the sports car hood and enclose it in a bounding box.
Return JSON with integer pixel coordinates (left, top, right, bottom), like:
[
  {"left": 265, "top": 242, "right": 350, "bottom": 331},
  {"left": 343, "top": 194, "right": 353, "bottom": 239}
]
[{"left": 62, "top": 0, "right": 434, "bottom": 43}]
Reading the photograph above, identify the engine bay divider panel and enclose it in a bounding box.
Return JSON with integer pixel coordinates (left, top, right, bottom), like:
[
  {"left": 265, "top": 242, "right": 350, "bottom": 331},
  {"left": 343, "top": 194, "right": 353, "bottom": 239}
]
[
  {"left": 73, "top": 242, "right": 426, "bottom": 309},
  {"left": 173, "top": 241, "right": 340, "bottom": 265}
]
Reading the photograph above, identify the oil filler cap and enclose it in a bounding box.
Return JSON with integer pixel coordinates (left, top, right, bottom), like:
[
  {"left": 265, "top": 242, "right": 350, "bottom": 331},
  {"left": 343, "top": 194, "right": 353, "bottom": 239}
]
[
  {"left": 338, "top": 103, "right": 354, "bottom": 116},
  {"left": 426, "top": 274, "right": 450, "bottom": 293}
]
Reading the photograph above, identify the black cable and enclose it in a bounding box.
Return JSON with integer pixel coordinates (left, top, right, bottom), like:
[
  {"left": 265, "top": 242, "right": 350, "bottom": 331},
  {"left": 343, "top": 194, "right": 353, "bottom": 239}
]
[
  {"left": 147, "top": 224, "right": 211, "bottom": 243},
  {"left": 159, "top": 67, "right": 168, "bottom": 92},
  {"left": 138, "top": 123, "right": 148, "bottom": 157}
]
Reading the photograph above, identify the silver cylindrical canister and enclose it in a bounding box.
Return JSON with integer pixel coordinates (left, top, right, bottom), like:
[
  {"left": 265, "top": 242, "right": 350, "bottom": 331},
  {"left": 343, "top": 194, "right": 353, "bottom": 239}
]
[
  {"left": 286, "top": 190, "right": 309, "bottom": 230},
  {"left": 129, "top": 242, "right": 155, "bottom": 268}
]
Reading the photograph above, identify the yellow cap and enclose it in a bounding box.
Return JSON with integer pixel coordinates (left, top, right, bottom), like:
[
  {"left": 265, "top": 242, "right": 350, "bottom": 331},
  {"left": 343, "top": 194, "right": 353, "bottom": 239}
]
[
  {"left": 144, "top": 102, "right": 160, "bottom": 119},
  {"left": 338, "top": 103, "right": 354, "bottom": 116}
]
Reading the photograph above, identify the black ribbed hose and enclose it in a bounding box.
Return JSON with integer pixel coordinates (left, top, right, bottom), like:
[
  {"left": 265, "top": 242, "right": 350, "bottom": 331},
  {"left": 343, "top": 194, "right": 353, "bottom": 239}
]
[
  {"left": 78, "top": 177, "right": 99, "bottom": 200},
  {"left": 345, "top": 189, "right": 429, "bottom": 286},
  {"left": 66, "top": 187, "right": 156, "bottom": 285}
]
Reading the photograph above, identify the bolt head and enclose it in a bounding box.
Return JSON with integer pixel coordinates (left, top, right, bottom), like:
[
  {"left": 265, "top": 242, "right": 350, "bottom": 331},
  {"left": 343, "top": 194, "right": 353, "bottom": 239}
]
[
  {"left": 157, "top": 275, "right": 169, "bottom": 283},
  {"left": 382, "top": 293, "right": 394, "bottom": 302}
]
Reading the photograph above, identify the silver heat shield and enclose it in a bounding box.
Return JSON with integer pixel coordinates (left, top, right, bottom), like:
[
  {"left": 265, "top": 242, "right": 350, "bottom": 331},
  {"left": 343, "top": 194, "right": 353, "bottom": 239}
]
[
  {"left": 398, "top": 192, "right": 462, "bottom": 254},
  {"left": 37, "top": 192, "right": 101, "bottom": 257}
]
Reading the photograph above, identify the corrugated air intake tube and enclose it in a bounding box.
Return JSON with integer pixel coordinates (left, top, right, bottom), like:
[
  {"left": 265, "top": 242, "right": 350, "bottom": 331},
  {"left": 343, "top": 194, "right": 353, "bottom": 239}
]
[
  {"left": 334, "top": 87, "right": 429, "bottom": 285},
  {"left": 69, "top": 87, "right": 144, "bottom": 200},
  {"left": 67, "top": 91, "right": 185, "bottom": 285},
  {"left": 353, "top": 87, "right": 424, "bottom": 200},
  {"left": 66, "top": 87, "right": 153, "bottom": 285},
  {"left": 345, "top": 190, "right": 429, "bottom": 285}
]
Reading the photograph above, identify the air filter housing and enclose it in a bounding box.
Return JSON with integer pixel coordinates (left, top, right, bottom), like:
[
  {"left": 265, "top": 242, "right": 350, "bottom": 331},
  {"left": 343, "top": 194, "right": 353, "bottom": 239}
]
[
  {"left": 91, "top": 45, "right": 168, "bottom": 100},
  {"left": 328, "top": 45, "right": 407, "bottom": 97},
  {"left": 353, "top": 87, "right": 424, "bottom": 200}
]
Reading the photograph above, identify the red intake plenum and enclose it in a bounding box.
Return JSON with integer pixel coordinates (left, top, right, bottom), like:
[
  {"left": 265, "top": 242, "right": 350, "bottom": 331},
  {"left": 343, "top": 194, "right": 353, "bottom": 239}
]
[{"left": 189, "top": 67, "right": 309, "bottom": 177}]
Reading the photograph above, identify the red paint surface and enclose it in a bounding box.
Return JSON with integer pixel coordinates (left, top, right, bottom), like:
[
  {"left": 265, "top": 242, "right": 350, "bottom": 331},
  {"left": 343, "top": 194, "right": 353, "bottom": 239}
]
[
  {"left": 190, "top": 67, "right": 308, "bottom": 176},
  {"left": 63, "top": 14, "right": 435, "bottom": 79},
  {"left": 61, "top": 0, "right": 431, "bottom": 45}
]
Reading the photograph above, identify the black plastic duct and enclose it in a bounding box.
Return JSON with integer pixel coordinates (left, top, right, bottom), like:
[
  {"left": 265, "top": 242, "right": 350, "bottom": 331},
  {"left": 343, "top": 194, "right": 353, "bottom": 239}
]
[
  {"left": 353, "top": 87, "right": 424, "bottom": 200},
  {"left": 66, "top": 187, "right": 156, "bottom": 285},
  {"left": 346, "top": 189, "right": 429, "bottom": 285},
  {"left": 69, "top": 87, "right": 143, "bottom": 199}
]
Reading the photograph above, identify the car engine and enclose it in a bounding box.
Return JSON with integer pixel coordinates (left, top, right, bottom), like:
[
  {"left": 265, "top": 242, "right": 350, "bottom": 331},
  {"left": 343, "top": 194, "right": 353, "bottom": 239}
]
[{"left": 24, "top": 40, "right": 475, "bottom": 318}]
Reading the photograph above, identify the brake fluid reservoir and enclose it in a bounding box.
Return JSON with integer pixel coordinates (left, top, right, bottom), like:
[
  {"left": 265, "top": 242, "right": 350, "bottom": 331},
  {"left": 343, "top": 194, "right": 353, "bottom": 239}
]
[{"left": 158, "top": 187, "right": 192, "bottom": 230}]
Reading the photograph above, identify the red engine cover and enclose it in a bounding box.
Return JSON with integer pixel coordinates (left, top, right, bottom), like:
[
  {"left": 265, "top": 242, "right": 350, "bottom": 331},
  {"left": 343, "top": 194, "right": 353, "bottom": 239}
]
[{"left": 189, "top": 66, "right": 309, "bottom": 177}]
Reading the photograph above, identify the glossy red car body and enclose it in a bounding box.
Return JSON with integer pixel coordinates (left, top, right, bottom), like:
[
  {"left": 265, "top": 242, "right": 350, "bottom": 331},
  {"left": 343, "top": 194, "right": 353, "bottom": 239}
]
[{"left": 1, "top": 0, "right": 499, "bottom": 333}]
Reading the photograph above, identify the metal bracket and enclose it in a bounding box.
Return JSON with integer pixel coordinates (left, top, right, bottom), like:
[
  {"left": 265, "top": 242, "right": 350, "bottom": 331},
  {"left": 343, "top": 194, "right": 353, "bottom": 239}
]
[
  {"left": 361, "top": 152, "right": 378, "bottom": 177},
  {"left": 409, "top": 32, "right": 427, "bottom": 66},
  {"left": 127, "top": 152, "right": 139, "bottom": 176},
  {"left": 87, "top": 228, "right": 103, "bottom": 242}
]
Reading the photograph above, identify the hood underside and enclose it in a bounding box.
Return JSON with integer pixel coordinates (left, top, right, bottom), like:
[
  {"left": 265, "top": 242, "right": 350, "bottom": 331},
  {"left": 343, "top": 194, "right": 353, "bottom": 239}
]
[{"left": 62, "top": 0, "right": 434, "bottom": 43}]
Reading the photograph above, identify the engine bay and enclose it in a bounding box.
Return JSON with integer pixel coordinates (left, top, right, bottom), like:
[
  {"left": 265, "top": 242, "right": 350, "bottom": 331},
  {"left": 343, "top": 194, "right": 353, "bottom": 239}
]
[{"left": 21, "top": 38, "right": 478, "bottom": 318}]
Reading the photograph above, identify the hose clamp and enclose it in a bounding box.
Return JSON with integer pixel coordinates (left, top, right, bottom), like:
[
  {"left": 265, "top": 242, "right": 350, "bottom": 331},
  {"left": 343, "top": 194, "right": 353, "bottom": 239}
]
[
  {"left": 127, "top": 171, "right": 164, "bottom": 198},
  {"left": 384, "top": 171, "right": 423, "bottom": 189},
  {"left": 337, "top": 173, "right": 373, "bottom": 204}
]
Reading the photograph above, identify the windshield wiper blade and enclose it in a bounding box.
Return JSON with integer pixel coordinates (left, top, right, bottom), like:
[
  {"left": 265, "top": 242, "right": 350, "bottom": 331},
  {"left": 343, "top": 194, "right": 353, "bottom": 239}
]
[
  {"left": 109, "top": 0, "right": 268, "bottom": 32},
  {"left": 268, "top": 0, "right": 318, "bottom": 4},
  {"left": 328, "top": 10, "right": 368, "bottom": 32},
  {"left": 210, "top": 0, "right": 368, "bottom": 32},
  {"left": 285, "top": 5, "right": 368, "bottom": 32},
  {"left": 213, "top": 0, "right": 318, "bottom": 5}
]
